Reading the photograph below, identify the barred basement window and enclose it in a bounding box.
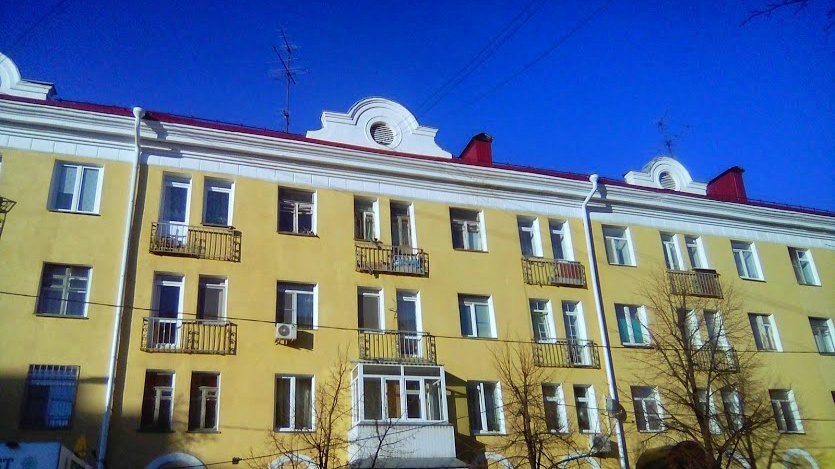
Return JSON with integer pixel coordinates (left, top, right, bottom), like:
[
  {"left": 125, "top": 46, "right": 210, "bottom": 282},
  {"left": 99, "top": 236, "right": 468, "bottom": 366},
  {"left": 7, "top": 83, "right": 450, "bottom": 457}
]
[{"left": 21, "top": 365, "right": 79, "bottom": 429}]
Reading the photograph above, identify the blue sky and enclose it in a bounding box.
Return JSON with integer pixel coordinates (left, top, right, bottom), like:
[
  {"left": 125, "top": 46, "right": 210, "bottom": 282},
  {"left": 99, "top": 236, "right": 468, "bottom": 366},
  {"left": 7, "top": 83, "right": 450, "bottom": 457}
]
[{"left": 3, "top": 1, "right": 833, "bottom": 210}]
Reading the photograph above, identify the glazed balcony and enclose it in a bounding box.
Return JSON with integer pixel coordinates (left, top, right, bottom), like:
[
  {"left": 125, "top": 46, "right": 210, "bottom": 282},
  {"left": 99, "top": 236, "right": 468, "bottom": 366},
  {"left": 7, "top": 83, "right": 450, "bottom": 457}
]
[
  {"left": 522, "top": 258, "right": 586, "bottom": 288},
  {"left": 141, "top": 317, "right": 237, "bottom": 355},
  {"left": 668, "top": 269, "right": 722, "bottom": 299},
  {"left": 150, "top": 222, "right": 241, "bottom": 262},
  {"left": 693, "top": 346, "right": 738, "bottom": 373},
  {"left": 355, "top": 242, "right": 429, "bottom": 277},
  {"left": 533, "top": 339, "right": 600, "bottom": 369},
  {"left": 358, "top": 329, "right": 437, "bottom": 365}
]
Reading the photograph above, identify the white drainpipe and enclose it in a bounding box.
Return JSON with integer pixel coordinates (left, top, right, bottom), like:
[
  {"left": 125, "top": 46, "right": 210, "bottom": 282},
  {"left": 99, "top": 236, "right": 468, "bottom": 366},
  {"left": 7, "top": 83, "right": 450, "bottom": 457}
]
[
  {"left": 97, "top": 106, "right": 145, "bottom": 468},
  {"left": 581, "top": 174, "right": 629, "bottom": 469}
]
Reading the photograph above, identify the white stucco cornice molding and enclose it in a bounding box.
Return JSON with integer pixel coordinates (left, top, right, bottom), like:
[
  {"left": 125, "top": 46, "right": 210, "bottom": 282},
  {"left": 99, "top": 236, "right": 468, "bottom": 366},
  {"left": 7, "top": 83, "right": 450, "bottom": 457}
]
[
  {"left": 306, "top": 96, "right": 452, "bottom": 158},
  {"left": 0, "top": 53, "right": 55, "bottom": 100},
  {"left": 624, "top": 156, "right": 707, "bottom": 195}
]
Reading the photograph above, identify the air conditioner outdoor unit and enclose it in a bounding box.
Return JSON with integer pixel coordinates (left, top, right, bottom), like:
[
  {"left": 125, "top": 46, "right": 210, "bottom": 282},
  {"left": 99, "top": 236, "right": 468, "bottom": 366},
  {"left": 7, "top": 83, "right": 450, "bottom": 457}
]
[
  {"left": 275, "top": 323, "right": 298, "bottom": 341},
  {"left": 590, "top": 433, "right": 612, "bottom": 454}
]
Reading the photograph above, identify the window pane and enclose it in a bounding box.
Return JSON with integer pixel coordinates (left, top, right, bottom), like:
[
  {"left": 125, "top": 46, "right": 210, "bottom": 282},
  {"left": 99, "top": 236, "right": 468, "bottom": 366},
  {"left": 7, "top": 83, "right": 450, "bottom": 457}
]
[
  {"left": 363, "top": 378, "right": 382, "bottom": 420},
  {"left": 474, "top": 304, "right": 491, "bottom": 337},
  {"left": 275, "top": 378, "right": 291, "bottom": 428},
  {"left": 297, "top": 292, "right": 314, "bottom": 328},
  {"left": 459, "top": 304, "right": 473, "bottom": 336},
  {"left": 55, "top": 165, "right": 77, "bottom": 210},
  {"left": 425, "top": 380, "right": 442, "bottom": 420},
  {"left": 205, "top": 190, "right": 230, "bottom": 225},
  {"left": 295, "top": 378, "right": 312, "bottom": 429},
  {"left": 483, "top": 383, "right": 499, "bottom": 431},
  {"left": 78, "top": 167, "right": 99, "bottom": 212}
]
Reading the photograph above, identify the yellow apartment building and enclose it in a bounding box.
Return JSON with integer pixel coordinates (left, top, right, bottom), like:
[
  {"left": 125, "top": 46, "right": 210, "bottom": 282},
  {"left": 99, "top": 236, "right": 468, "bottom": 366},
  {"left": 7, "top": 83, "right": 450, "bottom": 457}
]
[{"left": 1, "top": 52, "right": 833, "bottom": 469}]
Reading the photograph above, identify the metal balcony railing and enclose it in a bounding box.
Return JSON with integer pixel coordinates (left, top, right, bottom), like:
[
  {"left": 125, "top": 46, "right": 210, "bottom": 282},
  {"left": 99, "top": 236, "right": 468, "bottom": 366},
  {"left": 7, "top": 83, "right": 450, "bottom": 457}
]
[
  {"left": 141, "top": 317, "right": 237, "bottom": 355},
  {"left": 150, "top": 222, "right": 241, "bottom": 262},
  {"left": 533, "top": 339, "right": 600, "bottom": 368},
  {"left": 668, "top": 269, "right": 722, "bottom": 298},
  {"left": 693, "top": 346, "right": 738, "bottom": 373},
  {"left": 356, "top": 243, "right": 429, "bottom": 277},
  {"left": 358, "top": 329, "right": 437, "bottom": 365},
  {"left": 522, "top": 258, "right": 586, "bottom": 288}
]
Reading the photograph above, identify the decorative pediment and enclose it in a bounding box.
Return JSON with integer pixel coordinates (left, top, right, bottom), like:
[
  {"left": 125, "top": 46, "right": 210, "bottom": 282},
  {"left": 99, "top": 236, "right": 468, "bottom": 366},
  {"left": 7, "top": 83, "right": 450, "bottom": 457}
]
[
  {"left": 306, "top": 97, "right": 451, "bottom": 158},
  {"left": 624, "top": 156, "right": 706, "bottom": 195},
  {"left": 0, "top": 52, "right": 55, "bottom": 100}
]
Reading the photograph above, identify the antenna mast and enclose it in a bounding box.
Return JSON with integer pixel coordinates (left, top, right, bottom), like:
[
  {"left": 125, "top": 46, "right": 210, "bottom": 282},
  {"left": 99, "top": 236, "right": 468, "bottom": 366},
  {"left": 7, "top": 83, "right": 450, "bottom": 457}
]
[{"left": 272, "top": 30, "right": 304, "bottom": 133}]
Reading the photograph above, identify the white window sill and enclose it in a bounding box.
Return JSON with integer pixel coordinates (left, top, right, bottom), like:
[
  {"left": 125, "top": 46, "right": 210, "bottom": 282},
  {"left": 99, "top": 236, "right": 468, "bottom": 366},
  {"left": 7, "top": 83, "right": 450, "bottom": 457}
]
[
  {"left": 473, "top": 430, "right": 505, "bottom": 436},
  {"left": 738, "top": 275, "right": 766, "bottom": 282},
  {"left": 453, "top": 248, "right": 488, "bottom": 253},
  {"left": 49, "top": 208, "right": 101, "bottom": 216},
  {"left": 778, "top": 430, "right": 806, "bottom": 435},
  {"left": 278, "top": 231, "right": 318, "bottom": 238},
  {"left": 35, "top": 313, "right": 89, "bottom": 320},
  {"left": 622, "top": 342, "right": 652, "bottom": 348},
  {"left": 274, "top": 427, "right": 315, "bottom": 433},
  {"left": 607, "top": 262, "right": 637, "bottom": 267}
]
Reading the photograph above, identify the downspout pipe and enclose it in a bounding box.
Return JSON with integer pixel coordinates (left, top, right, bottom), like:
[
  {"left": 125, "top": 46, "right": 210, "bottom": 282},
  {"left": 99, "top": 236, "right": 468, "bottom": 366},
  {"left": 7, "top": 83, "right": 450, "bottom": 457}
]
[
  {"left": 581, "top": 174, "right": 629, "bottom": 469},
  {"left": 97, "top": 106, "right": 145, "bottom": 468}
]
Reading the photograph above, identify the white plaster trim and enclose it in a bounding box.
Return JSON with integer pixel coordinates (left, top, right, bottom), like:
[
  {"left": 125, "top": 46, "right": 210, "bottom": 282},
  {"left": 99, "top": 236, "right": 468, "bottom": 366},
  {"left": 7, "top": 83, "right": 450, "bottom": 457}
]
[
  {"left": 475, "top": 452, "right": 514, "bottom": 469},
  {"left": 0, "top": 53, "right": 55, "bottom": 100},
  {"left": 783, "top": 449, "right": 819, "bottom": 469},
  {"left": 145, "top": 452, "right": 205, "bottom": 469},
  {"left": 270, "top": 453, "right": 318, "bottom": 469},
  {"left": 624, "top": 156, "right": 707, "bottom": 195},
  {"left": 557, "top": 453, "right": 601, "bottom": 469},
  {"left": 721, "top": 451, "right": 752, "bottom": 469}
]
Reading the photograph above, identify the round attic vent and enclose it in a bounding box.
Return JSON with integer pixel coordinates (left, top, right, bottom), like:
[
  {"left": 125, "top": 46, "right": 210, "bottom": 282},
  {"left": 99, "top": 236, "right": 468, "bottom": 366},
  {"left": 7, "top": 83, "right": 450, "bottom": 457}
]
[
  {"left": 370, "top": 122, "right": 395, "bottom": 146},
  {"left": 659, "top": 171, "right": 677, "bottom": 190}
]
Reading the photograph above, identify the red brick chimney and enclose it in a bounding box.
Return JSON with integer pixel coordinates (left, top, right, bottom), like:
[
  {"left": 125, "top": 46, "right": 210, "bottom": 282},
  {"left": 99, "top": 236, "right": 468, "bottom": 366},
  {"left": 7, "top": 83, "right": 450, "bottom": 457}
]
[
  {"left": 707, "top": 166, "right": 747, "bottom": 202},
  {"left": 458, "top": 133, "right": 493, "bottom": 165}
]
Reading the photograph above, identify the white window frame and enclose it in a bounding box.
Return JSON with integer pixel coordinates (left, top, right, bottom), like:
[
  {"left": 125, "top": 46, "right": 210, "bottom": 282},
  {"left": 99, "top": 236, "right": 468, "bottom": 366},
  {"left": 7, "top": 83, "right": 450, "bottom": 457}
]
[
  {"left": 160, "top": 175, "right": 192, "bottom": 224},
  {"left": 358, "top": 288, "right": 384, "bottom": 331},
  {"left": 275, "top": 375, "right": 315, "bottom": 432},
  {"left": 48, "top": 161, "right": 103, "bottom": 214},
  {"left": 354, "top": 196, "right": 379, "bottom": 241},
  {"left": 36, "top": 264, "right": 91, "bottom": 317},
  {"left": 573, "top": 384, "right": 599, "bottom": 433},
  {"left": 696, "top": 388, "right": 721, "bottom": 434},
  {"left": 530, "top": 299, "right": 556, "bottom": 343},
  {"left": 809, "top": 317, "right": 835, "bottom": 354},
  {"left": 202, "top": 178, "right": 234, "bottom": 226},
  {"left": 390, "top": 201, "right": 417, "bottom": 248},
  {"left": 615, "top": 304, "right": 649, "bottom": 346},
  {"left": 517, "top": 216, "right": 543, "bottom": 258},
  {"left": 769, "top": 389, "right": 804, "bottom": 434},
  {"left": 660, "top": 233, "right": 685, "bottom": 271},
  {"left": 352, "top": 364, "right": 447, "bottom": 424},
  {"left": 749, "top": 313, "right": 782, "bottom": 352},
  {"left": 459, "top": 295, "right": 496, "bottom": 339},
  {"left": 542, "top": 383, "right": 569, "bottom": 433},
  {"left": 141, "top": 370, "right": 175, "bottom": 431},
  {"left": 189, "top": 372, "right": 220, "bottom": 432},
  {"left": 602, "top": 225, "right": 636, "bottom": 266},
  {"left": 549, "top": 219, "right": 574, "bottom": 261},
  {"left": 685, "top": 235, "right": 709, "bottom": 269},
  {"left": 197, "top": 276, "right": 226, "bottom": 322},
  {"left": 704, "top": 310, "right": 731, "bottom": 349},
  {"left": 789, "top": 248, "right": 820, "bottom": 286},
  {"left": 731, "top": 241, "right": 764, "bottom": 280},
  {"left": 632, "top": 386, "right": 664, "bottom": 432},
  {"left": 277, "top": 283, "right": 317, "bottom": 330},
  {"left": 469, "top": 381, "right": 505, "bottom": 434},
  {"left": 450, "top": 208, "right": 486, "bottom": 251},
  {"left": 721, "top": 387, "right": 744, "bottom": 431},
  {"left": 278, "top": 188, "right": 316, "bottom": 235}
]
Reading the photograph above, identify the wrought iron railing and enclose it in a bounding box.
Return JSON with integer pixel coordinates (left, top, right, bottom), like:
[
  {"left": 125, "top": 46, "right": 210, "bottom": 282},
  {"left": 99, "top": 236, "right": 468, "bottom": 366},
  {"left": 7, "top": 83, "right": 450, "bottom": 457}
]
[
  {"left": 358, "top": 329, "right": 437, "bottom": 365},
  {"left": 141, "top": 317, "right": 237, "bottom": 355},
  {"left": 693, "top": 346, "right": 738, "bottom": 372},
  {"left": 668, "top": 270, "right": 722, "bottom": 298},
  {"left": 150, "top": 222, "right": 241, "bottom": 262},
  {"left": 522, "top": 258, "right": 586, "bottom": 288},
  {"left": 356, "top": 243, "right": 429, "bottom": 277},
  {"left": 533, "top": 339, "right": 600, "bottom": 368}
]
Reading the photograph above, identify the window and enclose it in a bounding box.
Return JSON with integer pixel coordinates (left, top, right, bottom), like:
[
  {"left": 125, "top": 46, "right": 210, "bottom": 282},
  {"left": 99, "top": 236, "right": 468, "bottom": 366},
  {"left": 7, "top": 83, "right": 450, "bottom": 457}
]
[
  {"left": 37, "top": 264, "right": 90, "bottom": 317},
  {"left": 530, "top": 299, "right": 555, "bottom": 342},
  {"left": 278, "top": 188, "right": 314, "bottom": 234},
  {"left": 602, "top": 226, "right": 635, "bottom": 266},
  {"left": 197, "top": 277, "right": 226, "bottom": 321},
  {"left": 468, "top": 381, "right": 503, "bottom": 433},
  {"left": 358, "top": 288, "right": 383, "bottom": 330},
  {"left": 353, "top": 364, "right": 445, "bottom": 422},
  {"left": 391, "top": 202, "right": 414, "bottom": 247},
  {"left": 809, "top": 318, "right": 834, "bottom": 354},
  {"left": 141, "top": 371, "right": 174, "bottom": 431},
  {"left": 789, "top": 248, "right": 819, "bottom": 286},
  {"left": 21, "top": 365, "right": 79, "bottom": 429},
  {"left": 573, "top": 385, "right": 598, "bottom": 433},
  {"left": 517, "top": 216, "right": 542, "bottom": 257},
  {"left": 459, "top": 295, "right": 495, "bottom": 338},
  {"left": 450, "top": 208, "right": 484, "bottom": 251},
  {"left": 615, "top": 304, "right": 648, "bottom": 346},
  {"left": 275, "top": 375, "right": 313, "bottom": 431},
  {"left": 149, "top": 275, "right": 184, "bottom": 349},
  {"left": 696, "top": 388, "right": 721, "bottom": 434},
  {"left": 203, "top": 178, "right": 233, "bottom": 226},
  {"left": 396, "top": 291, "right": 422, "bottom": 358},
  {"left": 721, "top": 387, "right": 744, "bottom": 431},
  {"left": 188, "top": 372, "right": 220, "bottom": 431},
  {"left": 543, "top": 384, "right": 568, "bottom": 433},
  {"left": 704, "top": 310, "right": 731, "bottom": 349},
  {"left": 278, "top": 283, "right": 316, "bottom": 329},
  {"left": 49, "top": 162, "right": 102, "bottom": 213},
  {"left": 769, "top": 389, "right": 803, "bottom": 433},
  {"left": 731, "top": 241, "right": 763, "bottom": 280},
  {"left": 632, "top": 386, "right": 663, "bottom": 432},
  {"left": 685, "top": 236, "right": 707, "bottom": 269},
  {"left": 563, "top": 301, "right": 591, "bottom": 365},
  {"left": 354, "top": 197, "right": 378, "bottom": 241},
  {"left": 749, "top": 314, "right": 781, "bottom": 351},
  {"left": 660, "top": 233, "right": 684, "bottom": 271},
  {"left": 549, "top": 219, "right": 573, "bottom": 261},
  {"left": 159, "top": 175, "right": 191, "bottom": 226}
]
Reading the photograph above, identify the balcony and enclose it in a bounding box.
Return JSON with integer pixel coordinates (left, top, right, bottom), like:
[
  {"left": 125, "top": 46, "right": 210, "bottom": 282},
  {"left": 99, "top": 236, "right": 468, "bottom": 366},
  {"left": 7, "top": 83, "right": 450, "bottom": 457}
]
[
  {"left": 668, "top": 269, "right": 722, "bottom": 298},
  {"left": 533, "top": 339, "right": 600, "bottom": 368},
  {"left": 693, "top": 346, "right": 738, "bottom": 373},
  {"left": 150, "top": 222, "right": 241, "bottom": 262},
  {"left": 522, "top": 258, "right": 586, "bottom": 288},
  {"left": 356, "top": 242, "right": 429, "bottom": 277},
  {"left": 349, "top": 423, "right": 456, "bottom": 463},
  {"left": 141, "top": 317, "right": 237, "bottom": 355},
  {"left": 358, "top": 329, "right": 437, "bottom": 365}
]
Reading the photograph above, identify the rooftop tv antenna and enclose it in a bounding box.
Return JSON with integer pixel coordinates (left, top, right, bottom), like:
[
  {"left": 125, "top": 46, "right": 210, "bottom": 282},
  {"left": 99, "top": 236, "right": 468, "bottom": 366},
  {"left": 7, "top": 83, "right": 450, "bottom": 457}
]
[{"left": 272, "top": 30, "right": 305, "bottom": 133}]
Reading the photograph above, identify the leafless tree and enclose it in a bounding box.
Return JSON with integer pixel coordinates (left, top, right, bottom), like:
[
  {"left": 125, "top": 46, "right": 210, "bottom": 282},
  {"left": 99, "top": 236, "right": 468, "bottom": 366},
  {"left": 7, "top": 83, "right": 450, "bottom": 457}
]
[{"left": 741, "top": 0, "right": 834, "bottom": 29}]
